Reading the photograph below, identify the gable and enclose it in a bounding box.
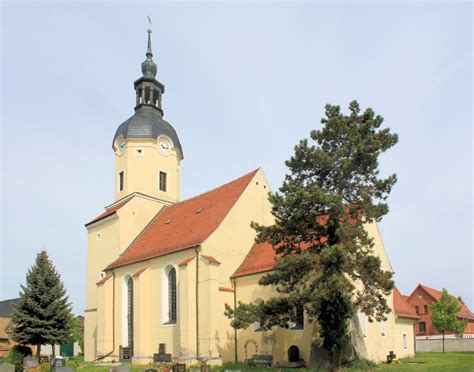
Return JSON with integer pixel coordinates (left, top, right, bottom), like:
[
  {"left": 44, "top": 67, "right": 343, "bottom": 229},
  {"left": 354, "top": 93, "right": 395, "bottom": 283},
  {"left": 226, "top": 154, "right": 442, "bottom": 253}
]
[
  {"left": 106, "top": 169, "right": 259, "bottom": 270},
  {"left": 410, "top": 284, "right": 474, "bottom": 320}
]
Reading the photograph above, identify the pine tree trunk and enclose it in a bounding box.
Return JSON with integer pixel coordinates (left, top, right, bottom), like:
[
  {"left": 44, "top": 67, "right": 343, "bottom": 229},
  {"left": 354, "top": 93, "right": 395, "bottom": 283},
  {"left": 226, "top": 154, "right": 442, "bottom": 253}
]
[
  {"left": 36, "top": 344, "right": 41, "bottom": 363},
  {"left": 442, "top": 332, "right": 445, "bottom": 352}
]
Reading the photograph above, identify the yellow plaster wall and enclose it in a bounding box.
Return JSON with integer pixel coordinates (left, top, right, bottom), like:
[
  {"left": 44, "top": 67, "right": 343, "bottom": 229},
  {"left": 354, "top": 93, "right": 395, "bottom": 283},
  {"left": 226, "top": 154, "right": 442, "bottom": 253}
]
[
  {"left": 103, "top": 248, "right": 197, "bottom": 364},
  {"left": 114, "top": 138, "right": 181, "bottom": 202},
  {"left": 394, "top": 319, "right": 416, "bottom": 358},
  {"left": 199, "top": 169, "right": 274, "bottom": 360},
  {"left": 234, "top": 273, "right": 314, "bottom": 365},
  {"left": 85, "top": 195, "right": 164, "bottom": 361}
]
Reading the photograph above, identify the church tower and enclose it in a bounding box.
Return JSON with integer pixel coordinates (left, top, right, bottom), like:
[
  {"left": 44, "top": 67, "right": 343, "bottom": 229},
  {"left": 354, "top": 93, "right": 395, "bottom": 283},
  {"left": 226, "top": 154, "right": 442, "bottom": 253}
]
[{"left": 112, "top": 28, "right": 183, "bottom": 203}]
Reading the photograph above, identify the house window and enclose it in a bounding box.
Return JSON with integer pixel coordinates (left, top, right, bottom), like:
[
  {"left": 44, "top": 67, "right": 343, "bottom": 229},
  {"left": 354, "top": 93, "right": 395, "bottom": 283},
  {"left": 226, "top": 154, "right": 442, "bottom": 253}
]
[
  {"left": 290, "top": 305, "right": 304, "bottom": 330},
  {"left": 403, "top": 333, "right": 407, "bottom": 349},
  {"left": 119, "top": 171, "right": 124, "bottom": 192},
  {"left": 415, "top": 306, "right": 419, "bottom": 315},
  {"left": 419, "top": 322, "right": 426, "bottom": 333},
  {"left": 168, "top": 268, "right": 177, "bottom": 324},
  {"left": 424, "top": 305, "right": 429, "bottom": 314},
  {"left": 159, "top": 171, "right": 167, "bottom": 192}
]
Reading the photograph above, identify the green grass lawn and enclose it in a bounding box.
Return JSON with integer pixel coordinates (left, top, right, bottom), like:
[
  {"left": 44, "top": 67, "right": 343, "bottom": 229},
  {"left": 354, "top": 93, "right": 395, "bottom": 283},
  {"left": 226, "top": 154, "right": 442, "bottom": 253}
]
[
  {"left": 377, "top": 352, "right": 474, "bottom": 371},
  {"left": 66, "top": 352, "right": 474, "bottom": 371}
]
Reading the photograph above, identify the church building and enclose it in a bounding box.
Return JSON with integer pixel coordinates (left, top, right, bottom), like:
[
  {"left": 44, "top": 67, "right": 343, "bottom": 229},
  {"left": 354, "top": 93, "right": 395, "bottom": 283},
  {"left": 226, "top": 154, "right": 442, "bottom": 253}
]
[{"left": 84, "top": 29, "right": 416, "bottom": 367}]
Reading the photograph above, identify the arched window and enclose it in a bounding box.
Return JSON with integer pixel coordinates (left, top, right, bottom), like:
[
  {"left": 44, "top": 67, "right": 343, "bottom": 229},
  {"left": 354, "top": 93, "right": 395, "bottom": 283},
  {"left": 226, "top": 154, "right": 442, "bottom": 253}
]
[
  {"left": 415, "top": 306, "right": 419, "bottom": 315},
  {"left": 290, "top": 305, "right": 304, "bottom": 330},
  {"left": 419, "top": 322, "right": 426, "bottom": 333},
  {"left": 424, "top": 304, "right": 429, "bottom": 314},
  {"left": 127, "top": 276, "right": 134, "bottom": 349},
  {"left": 253, "top": 298, "right": 264, "bottom": 332},
  {"left": 168, "top": 267, "right": 177, "bottom": 324},
  {"left": 121, "top": 274, "right": 134, "bottom": 357}
]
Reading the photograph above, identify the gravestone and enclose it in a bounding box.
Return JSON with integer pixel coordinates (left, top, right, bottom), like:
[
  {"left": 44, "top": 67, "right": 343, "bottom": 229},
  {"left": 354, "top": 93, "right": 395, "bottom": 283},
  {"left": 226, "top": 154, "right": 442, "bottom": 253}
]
[
  {"left": 50, "top": 358, "right": 67, "bottom": 368},
  {"left": 172, "top": 364, "right": 186, "bottom": 372},
  {"left": 153, "top": 343, "right": 171, "bottom": 363},
  {"left": 55, "top": 368, "right": 74, "bottom": 372},
  {"left": 24, "top": 360, "right": 39, "bottom": 369},
  {"left": 117, "top": 365, "right": 131, "bottom": 372},
  {"left": 0, "top": 363, "right": 14, "bottom": 372},
  {"left": 109, "top": 366, "right": 130, "bottom": 372},
  {"left": 39, "top": 356, "right": 49, "bottom": 364},
  {"left": 22, "top": 356, "right": 37, "bottom": 366}
]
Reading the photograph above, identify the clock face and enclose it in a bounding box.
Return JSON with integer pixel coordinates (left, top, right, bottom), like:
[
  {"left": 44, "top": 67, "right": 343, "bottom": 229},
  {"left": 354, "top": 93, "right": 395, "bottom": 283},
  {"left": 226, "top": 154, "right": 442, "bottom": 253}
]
[{"left": 159, "top": 140, "right": 170, "bottom": 155}]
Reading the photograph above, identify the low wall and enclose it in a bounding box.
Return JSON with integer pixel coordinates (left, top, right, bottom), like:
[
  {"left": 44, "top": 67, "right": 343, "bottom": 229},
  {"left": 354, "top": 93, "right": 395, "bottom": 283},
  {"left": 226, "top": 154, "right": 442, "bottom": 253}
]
[{"left": 416, "top": 338, "right": 474, "bottom": 352}]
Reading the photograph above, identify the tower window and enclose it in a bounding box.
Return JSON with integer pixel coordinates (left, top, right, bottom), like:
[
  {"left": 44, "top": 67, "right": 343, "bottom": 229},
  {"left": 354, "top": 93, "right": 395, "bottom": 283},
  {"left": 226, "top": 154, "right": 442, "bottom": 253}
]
[
  {"left": 159, "top": 171, "right": 167, "bottom": 192},
  {"left": 119, "top": 171, "right": 124, "bottom": 192}
]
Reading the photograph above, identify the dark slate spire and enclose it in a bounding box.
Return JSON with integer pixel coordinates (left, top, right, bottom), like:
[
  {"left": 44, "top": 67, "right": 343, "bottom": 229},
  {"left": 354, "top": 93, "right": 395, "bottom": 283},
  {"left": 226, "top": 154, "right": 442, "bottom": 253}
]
[
  {"left": 112, "top": 27, "right": 183, "bottom": 160},
  {"left": 141, "top": 29, "right": 157, "bottom": 78},
  {"left": 132, "top": 28, "right": 165, "bottom": 113}
]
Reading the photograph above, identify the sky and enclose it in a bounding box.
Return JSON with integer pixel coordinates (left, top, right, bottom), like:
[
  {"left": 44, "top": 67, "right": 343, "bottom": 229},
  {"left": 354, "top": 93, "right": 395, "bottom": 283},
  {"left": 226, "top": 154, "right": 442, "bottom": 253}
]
[{"left": 1, "top": 1, "right": 472, "bottom": 314}]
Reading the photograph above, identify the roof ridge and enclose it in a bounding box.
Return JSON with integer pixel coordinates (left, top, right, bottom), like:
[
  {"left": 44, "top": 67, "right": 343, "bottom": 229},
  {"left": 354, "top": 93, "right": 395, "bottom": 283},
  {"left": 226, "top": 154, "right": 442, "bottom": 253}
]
[
  {"left": 172, "top": 168, "right": 260, "bottom": 207},
  {"left": 104, "top": 168, "right": 260, "bottom": 270}
]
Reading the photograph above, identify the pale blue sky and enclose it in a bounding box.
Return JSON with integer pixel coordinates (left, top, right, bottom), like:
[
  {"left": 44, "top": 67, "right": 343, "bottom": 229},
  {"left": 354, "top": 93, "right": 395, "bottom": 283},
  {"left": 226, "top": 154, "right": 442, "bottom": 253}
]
[{"left": 1, "top": 2, "right": 472, "bottom": 314}]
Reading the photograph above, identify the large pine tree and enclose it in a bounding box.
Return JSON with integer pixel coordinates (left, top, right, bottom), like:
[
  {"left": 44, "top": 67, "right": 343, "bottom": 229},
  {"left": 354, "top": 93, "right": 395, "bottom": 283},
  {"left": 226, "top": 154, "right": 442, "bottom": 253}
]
[
  {"left": 12, "top": 250, "right": 73, "bottom": 361},
  {"left": 226, "top": 101, "right": 398, "bottom": 369}
]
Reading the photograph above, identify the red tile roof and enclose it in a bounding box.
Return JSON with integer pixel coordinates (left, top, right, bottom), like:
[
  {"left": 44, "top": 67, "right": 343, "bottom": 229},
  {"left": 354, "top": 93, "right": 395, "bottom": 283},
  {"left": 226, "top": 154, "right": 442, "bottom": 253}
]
[
  {"left": 106, "top": 169, "right": 259, "bottom": 270},
  {"left": 232, "top": 241, "right": 277, "bottom": 278},
  {"left": 133, "top": 268, "right": 148, "bottom": 278},
  {"left": 86, "top": 197, "right": 133, "bottom": 227},
  {"left": 96, "top": 274, "right": 113, "bottom": 285},
  {"left": 413, "top": 284, "right": 474, "bottom": 320},
  {"left": 201, "top": 255, "right": 221, "bottom": 265},
  {"left": 393, "top": 287, "right": 419, "bottom": 320},
  {"left": 177, "top": 255, "right": 221, "bottom": 267}
]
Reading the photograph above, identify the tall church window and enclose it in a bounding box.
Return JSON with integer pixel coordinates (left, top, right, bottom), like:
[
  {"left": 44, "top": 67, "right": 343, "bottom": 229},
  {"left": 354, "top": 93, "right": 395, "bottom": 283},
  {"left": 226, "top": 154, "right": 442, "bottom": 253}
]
[
  {"left": 127, "top": 276, "right": 134, "bottom": 350},
  {"left": 159, "top": 171, "right": 167, "bottom": 192},
  {"left": 424, "top": 304, "right": 429, "bottom": 314},
  {"left": 119, "top": 171, "right": 124, "bottom": 192},
  {"left": 253, "top": 298, "right": 264, "bottom": 332},
  {"left": 419, "top": 322, "right": 426, "bottom": 333},
  {"left": 168, "top": 267, "right": 177, "bottom": 323}
]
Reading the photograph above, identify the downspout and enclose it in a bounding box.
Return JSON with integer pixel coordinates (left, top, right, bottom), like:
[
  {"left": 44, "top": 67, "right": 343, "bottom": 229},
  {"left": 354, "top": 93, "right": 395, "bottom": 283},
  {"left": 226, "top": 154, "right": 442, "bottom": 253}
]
[
  {"left": 232, "top": 277, "right": 238, "bottom": 363},
  {"left": 195, "top": 246, "right": 200, "bottom": 360},
  {"left": 94, "top": 271, "right": 115, "bottom": 362}
]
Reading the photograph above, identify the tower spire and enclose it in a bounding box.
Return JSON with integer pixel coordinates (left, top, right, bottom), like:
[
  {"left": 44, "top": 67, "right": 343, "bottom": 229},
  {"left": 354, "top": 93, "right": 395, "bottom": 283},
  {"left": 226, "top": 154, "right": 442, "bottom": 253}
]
[
  {"left": 141, "top": 27, "right": 157, "bottom": 79},
  {"left": 133, "top": 24, "right": 165, "bottom": 114},
  {"left": 146, "top": 28, "right": 153, "bottom": 57}
]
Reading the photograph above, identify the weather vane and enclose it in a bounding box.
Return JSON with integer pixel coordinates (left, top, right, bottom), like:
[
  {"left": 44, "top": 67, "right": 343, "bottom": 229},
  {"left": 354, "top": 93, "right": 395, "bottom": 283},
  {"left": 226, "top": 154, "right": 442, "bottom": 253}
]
[{"left": 147, "top": 16, "right": 153, "bottom": 34}]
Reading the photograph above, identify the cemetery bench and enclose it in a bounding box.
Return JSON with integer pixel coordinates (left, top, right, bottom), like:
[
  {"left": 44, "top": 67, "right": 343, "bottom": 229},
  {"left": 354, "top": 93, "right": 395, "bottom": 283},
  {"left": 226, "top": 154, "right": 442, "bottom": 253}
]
[{"left": 253, "top": 355, "right": 273, "bottom": 368}]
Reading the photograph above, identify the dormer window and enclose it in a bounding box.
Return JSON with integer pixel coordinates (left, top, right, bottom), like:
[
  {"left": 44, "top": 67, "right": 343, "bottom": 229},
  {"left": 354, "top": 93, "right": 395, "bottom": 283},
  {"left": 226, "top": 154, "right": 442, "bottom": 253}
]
[{"left": 159, "top": 171, "right": 167, "bottom": 192}]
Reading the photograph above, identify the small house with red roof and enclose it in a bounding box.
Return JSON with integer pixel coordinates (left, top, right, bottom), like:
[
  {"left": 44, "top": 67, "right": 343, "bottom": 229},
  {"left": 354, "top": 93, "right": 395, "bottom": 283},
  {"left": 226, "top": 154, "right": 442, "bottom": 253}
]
[
  {"left": 84, "top": 29, "right": 415, "bottom": 367},
  {"left": 406, "top": 284, "right": 474, "bottom": 338}
]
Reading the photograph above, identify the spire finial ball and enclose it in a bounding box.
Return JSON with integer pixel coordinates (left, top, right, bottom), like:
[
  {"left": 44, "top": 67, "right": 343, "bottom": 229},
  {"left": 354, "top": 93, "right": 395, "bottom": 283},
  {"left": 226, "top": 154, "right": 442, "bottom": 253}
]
[{"left": 147, "top": 28, "right": 152, "bottom": 34}]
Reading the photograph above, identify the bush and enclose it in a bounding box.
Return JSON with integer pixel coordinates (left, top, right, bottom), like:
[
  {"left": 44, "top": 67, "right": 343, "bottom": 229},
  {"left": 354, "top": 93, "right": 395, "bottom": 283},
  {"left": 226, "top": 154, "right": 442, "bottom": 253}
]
[
  {"left": 5, "top": 345, "right": 33, "bottom": 372},
  {"left": 40, "top": 363, "right": 51, "bottom": 372},
  {"left": 66, "top": 359, "right": 79, "bottom": 369}
]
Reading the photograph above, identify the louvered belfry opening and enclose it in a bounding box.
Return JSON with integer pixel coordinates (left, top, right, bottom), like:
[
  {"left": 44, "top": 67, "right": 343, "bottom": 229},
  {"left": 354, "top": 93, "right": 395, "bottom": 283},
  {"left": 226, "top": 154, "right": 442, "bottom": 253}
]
[
  {"left": 168, "top": 267, "right": 177, "bottom": 323},
  {"left": 127, "top": 276, "right": 134, "bottom": 355}
]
